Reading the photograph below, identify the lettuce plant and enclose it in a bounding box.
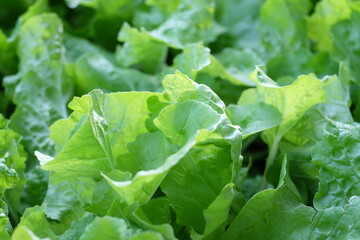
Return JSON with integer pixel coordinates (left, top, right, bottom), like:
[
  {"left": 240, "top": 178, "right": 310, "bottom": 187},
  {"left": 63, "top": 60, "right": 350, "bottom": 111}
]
[{"left": 1, "top": 0, "right": 360, "bottom": 239}]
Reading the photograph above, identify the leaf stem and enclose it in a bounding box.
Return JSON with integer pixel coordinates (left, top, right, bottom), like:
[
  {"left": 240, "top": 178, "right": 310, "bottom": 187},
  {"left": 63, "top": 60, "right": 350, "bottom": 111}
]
[{"left": 260, "top": 136, "right": 281, "bottom": 190}]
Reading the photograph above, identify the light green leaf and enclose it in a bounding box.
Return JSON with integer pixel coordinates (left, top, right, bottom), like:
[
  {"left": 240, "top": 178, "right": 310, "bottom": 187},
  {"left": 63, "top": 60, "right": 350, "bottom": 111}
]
[
  {"left": 173, "top": 43, "right": 211, "bottom": 80},
  {"left": 40, "top": 72, "right": 241, "bottom": 239},
  {"left": 0, "top": 164, "right": 18, "bottom": 190},
  {"left": 79, "top": 216, "right": 164, "bottom": 240},
  {"left": 12, "top": 226, "right": 50, "bottom": 240},
  {"left": 307, "top": 0, "right": 352, "bottom": 52},
  {"left": 79, "top": 217, "right": 134, "bottom": 240},
  {"left": 13, "top": 206, "right": 56, "bottom": 240},
  {"left": 234, "top": 68, "right": 328, "bottom": 176},
  {"left": 154, "top": 101, "right": 221, "bottom": 146},
  {"left": 162, "top": 71, "right": 226, "bottom": 114},
  {"left": 227, "top": 89, "right": 282, "bottom": 137},
  {"left": 253, "top": 68, "right": 327, "bottom": 137},
  {"left": 0, "top": 212, "right": 11, "bottom": 240},
  {"left": 116, "top": 23, "right": 167, "bottom": 74},
  {"left": 145, "top": 0, "right": 181, "bottom": 13},
  {"left": 277, "top": 67, "right": 352, "bottom": 202},
  {"left": 206, "top": 48, "right": 260, "bottom": 86},
  {"left": 0, "top": 114, "right": 27, "bottom": 232},
  {"left": 172, "top": 45, "right": 260, "bottom": 86},
  {"left": 42, "top": 90, "right": 160, "bottom": 179}
]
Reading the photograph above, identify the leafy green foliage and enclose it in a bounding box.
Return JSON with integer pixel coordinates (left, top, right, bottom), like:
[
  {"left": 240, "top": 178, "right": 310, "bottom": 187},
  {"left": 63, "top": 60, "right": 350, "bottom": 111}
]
[
  {"left": 331, "top": 9, "right": 360, "bottom": 84},
  {"left": 312, "top": 121, "right": 360, "bottom": 208},
  {"left": 1, "top": 0, "right": 360, "bottom": 239},
  {"left": 0, "top": 114, "right": 27, "bottom": 239},
  {"left": 3, "top": 12, "right": 71, "bottom": 156},
  {"left": 116, "top": 23, "right": 167, "bottom": 74},
  {"left": 307, "top": 0, "right": 352, "bottom": 52}
]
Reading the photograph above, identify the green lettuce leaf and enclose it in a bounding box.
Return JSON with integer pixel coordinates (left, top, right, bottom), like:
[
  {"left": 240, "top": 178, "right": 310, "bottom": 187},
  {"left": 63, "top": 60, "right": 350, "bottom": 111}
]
[
  {"left": 138, "top": 197, "right": 171, "bottom": 226},
  {"left": 309, "top": 196, "right": 360, "bottom": 239},
  {"left": 78, "top": 216, "right": 164, "bottom": 240},
  {"left": 214, "top": 0, "right": 264, "bottom": 49},
  {"left": 172, "top": 43, "right": 211, "bottom": 80},
  {"left": 255, "top": 68, "right": 327, "bottom": 138},
  {"left": 116, "top": 23, "right": 167, "bottom": 74},
  {"left": 3, "top": 1, "right": 360, "bottom": 239},
  {"left": 204, "top": 48, "right": 261, "bottom": 86},
  {"left": 222, "top": 156, "right": 312, "bottom": 240},
  {"left": 131, "top": 4, "right": 168, "bottom": 31},
  {"left": 8, "top": 0, "right": 49, "bottom": 41},
  {"left": 58, "top": 215, "right": 96, "bottom": 240},
  {"left": 0, "top": 30, "right": 17, "bottom": 75},
  {"left": 307, "top": 0, "right": 352, "bottom": 52},
  {"left": 259, "top": 0, "right": 311, "bottom": 59},
  {"left": 12, "top": 206, "right": 56, "bottom": 240},
  {"left": 0, "top": 114, "right": 27, "bottom": 236},
  {"left": 227, "top": 89, "right": 282, "bottom": 137},
  {"left": 147, "top": 1, "right": 224, "bottom": 48},
  {"left": 3, "top": 13, "right": 72, "bottom": 156},
  {"left": 20, "top": 165, "right": 48, "bottom": 212},
  {"left": 145, "top": 0, "right": 181, "bottom": 14},
  {"left": 67, "top": 53, "right": 159, "bottom": 96},
  {"left": 64, "top": 0, "right": 141, "bottom": 51},
  {"left": 275, "top": 64, "right": 352, "bottom": 202},
  {"left": 266, "top": 50, "right": 338, "bottom": 80},
  {"left": 222, "top": 155, "right": 360, "bottom": 239},
  {"left": 231, "top": 68, "right": 328, "bottom": 179},
  {"left": 312, "top": 120, "right": 360, "bottom": 209},
  {"left": 64, "top": 0, "right": 97, "bottom": 9},
  {"left": 43, "top": 176, "right": 95, "bottom": 235},
  {"left": 63, "top": 33, "right": 115, "bottom": 63},
  {"left": 172, "top": 44, "right": 259, "bottom": 86},
  {"left": 331, "top": 9, "right": 360, "bottom": 84},
  {"left": 38, "top": 71, "right": 241, "bottom": 239},
  {"left": 118, "top": 203, "right": 176, "bottom": 240}
]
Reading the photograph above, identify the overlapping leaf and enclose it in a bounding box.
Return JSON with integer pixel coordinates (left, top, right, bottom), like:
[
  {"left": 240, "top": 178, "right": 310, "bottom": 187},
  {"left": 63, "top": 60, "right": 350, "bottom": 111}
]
[
  {"left": 3, "top": 13, "right": 71, "bottom": 156},
  {"left": 35, "top": 72, "right": 241, "bottom": 239},
  {"left": 0, "top": 115, "right": 27, "bottom": 239},
  {"left": 2, "top": 0, "right": 360, "bottom": 239}
]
